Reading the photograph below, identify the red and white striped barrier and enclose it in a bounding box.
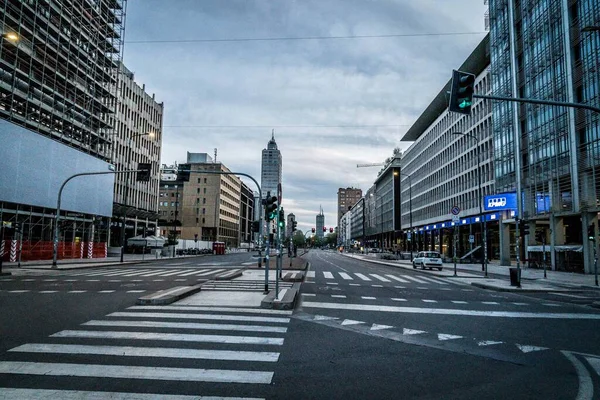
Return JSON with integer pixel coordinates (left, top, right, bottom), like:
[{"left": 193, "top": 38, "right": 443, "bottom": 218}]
[
  {"left": 79, "top": 242, "right": 84, "bottom": 259},
  {"left": 87, "top": 242, "right": 93, "bottom": 259},
  {"left": 10, "top": 240, "right": 17, "bottom": 262},
  {"left": 0, "top": 240, "right": 4, "bottom": 260}
]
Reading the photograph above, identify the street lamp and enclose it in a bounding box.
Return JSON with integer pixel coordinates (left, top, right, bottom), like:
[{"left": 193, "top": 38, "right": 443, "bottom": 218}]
[
  {"left": 452, "top": 131, "right": 488, "bottom": 277},
  {"left": 399, "top": 171, "right": 413, "bottom": 261},
  {"left": 120, "top": 131, "right": 155, "bottom": 263}
]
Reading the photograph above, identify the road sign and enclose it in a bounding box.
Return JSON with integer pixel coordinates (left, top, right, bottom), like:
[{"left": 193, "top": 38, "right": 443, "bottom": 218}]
[
  {"left": 469, "top": 234, "right": 474, "bottom": 243},
  {"left": 452, "top": 215, "right": 460, "bottom": 223},
  {"left": 451, "top": 206, "right": 460, "bottom": 215}
]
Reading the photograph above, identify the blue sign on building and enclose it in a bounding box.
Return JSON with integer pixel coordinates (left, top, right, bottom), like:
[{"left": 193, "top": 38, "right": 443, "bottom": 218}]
[
  {"left": 536, "top": 194, "right": 551, "bottom": 213},
  {"left": 484, "top": 192, "right": 517, "bottom": 211}
]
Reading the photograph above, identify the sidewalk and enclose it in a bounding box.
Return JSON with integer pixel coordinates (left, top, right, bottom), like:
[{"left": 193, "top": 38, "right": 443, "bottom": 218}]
[
  {"left": 0, "top": 252, "right": 201, "bottom": 273},
  {"left": 342, "top": 252, "right": 600, "bottom": 292}
]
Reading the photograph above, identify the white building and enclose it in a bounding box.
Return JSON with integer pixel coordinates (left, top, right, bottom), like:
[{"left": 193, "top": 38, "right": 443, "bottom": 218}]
[{"left": 260, "top": 131, "right": 282, "bottom": 200}]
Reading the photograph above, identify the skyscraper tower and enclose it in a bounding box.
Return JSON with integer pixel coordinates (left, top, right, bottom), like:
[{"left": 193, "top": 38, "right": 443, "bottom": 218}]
[
  {"left": 261, "top": 130, "right": 282, "bottom": 200},
  {"left": 316, "top": 206, "right": 325, "bottom": 239}
]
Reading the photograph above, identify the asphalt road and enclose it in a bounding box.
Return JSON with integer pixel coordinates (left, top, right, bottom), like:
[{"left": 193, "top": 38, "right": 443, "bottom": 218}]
[{"left": 0, "top": 250, "right": 599, "bottom": 399}]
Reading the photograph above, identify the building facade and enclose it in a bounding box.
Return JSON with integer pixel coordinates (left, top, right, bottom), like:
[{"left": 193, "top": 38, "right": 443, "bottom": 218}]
[
  {"left": 488, "top": 0, "right": 600, "bottom": 273},
  {"left": 316, "top": 207, "right": 324, "bottom": 239},
  {"left": 286, "top": 212, "right": 295, "bottom": 240},
  {"left": 158, "top": 154, "right": 246, "bottom": 248},
  {"left": 111, "top": 63, "right": 163, "bottom": 248},
  {"left": 337, "top": 187, "right": 362, "bottom": 224},
  {"left": 261, "top": 131, "right": 282, "bottom": 200},
  {"left": 400, "top": 35, "right": 493, "bottom": 261},
  {"left": 0, "top": 0, "right": 127, "bottom": 262},
  {"left": 239, "top": 182, "right": 255, "bottom": 247}
]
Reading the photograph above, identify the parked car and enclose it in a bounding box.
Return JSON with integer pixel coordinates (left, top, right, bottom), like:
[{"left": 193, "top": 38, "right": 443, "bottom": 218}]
[{"left": 412, "top": 251, "right": 443, "bottom": 271}]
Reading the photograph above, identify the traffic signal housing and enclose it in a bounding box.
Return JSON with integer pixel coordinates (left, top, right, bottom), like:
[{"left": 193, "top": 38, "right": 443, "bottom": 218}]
[
  {"left": 323, "top": 227, "right": 327, "bottom": 232},
  {"left": 251, "top": 220, "right": 260, "bottom": 233},
  {"left": 588, "top": 224, "right": 595, "bottom": 241},
  {"left": 312, "top": 228, "right": 315, "bottom": 233},
  {"left": 292, "top": 220, "right": 297, "bottom": 232},
  {"left": 278, "top": 209, "right": 285, "bottom": 228},
  {"left": 449, "top": 69, "right": 476, "bottom": 115},
  {"left": 136, "top": 163, "right": 151, "bottom": 182},
  {"left": 264, "top": 192, "right": 278, "bottom": 221},
  {"left": 329, "top": 227, "right": 333, "bottom": 233},
  {"left": 519, "top": 220, "right": 530, "bottom": 237}
]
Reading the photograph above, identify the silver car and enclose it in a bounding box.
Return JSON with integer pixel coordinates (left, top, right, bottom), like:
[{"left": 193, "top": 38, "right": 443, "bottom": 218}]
[{"left": 412, "top": 251, "right": 443, "bottom": 271}]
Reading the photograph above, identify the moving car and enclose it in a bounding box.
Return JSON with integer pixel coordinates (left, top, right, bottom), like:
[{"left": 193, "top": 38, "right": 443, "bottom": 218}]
[{"left": 412, "top": 251, "right": 443, "bottom": 271}]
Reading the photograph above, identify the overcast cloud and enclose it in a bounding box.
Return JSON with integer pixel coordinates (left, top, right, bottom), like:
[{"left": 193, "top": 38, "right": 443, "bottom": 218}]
[{"left": 123, "top": 0, "right": 488, "bottom": 232}]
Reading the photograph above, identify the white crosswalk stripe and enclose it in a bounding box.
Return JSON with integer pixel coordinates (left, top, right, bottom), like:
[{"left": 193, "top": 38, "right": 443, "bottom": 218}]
[
  {"left": 355, "top": 273, "right": 372, "bottom": 281},
  {"left": 369, "top": 274, "right": 391, "bottom": 282},
  {"left": 0, "top": 304, "right": 290, "bottom": 398},
  {"left": 400, "top": 275, "right": 429, "bottom": 284},
  {"left": 385, "top": 274, "right": 409, "bottom": 283},
  {"left": 338, "top": 272, "right": 353, "bottom": 280},
  {"left": 51, "top": 268, "right": 233, "bottom": 279},
  {"left": 323, "top": 271, "right": 334, "bottom": 279}
]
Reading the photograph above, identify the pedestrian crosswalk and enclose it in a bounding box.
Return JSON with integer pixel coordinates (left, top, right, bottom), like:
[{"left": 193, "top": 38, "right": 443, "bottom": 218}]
[
  {"left": 51, "top": 268, "right": 240, "bottom": 279},
  {"left": 201, "top": 279, "right": 294, "bottom": 292},
  {"left": 306, "top": 270, "right": 451, "bottom": 285},
  {"left": 0, "top": 304, "right": 292, "bottom": 398}
]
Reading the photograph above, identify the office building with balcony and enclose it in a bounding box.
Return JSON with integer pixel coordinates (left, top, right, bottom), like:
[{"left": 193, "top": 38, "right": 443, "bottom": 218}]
[
  {"left": 0, "top": 0, "right": 127, "bottom": 262},
  {"left": 399, "top": 35, "right": 494, "bottom": 261},
  {"left": 488, "top": 0, "right": 600, "bottom": 273}
]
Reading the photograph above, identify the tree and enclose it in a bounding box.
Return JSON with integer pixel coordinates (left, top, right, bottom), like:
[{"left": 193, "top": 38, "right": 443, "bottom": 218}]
[
  {"left": 325, "top": 232, "right": 338, "bottom": 247},
  {"left": 292, "top": 231, "right": 306, "bottom": 247}
]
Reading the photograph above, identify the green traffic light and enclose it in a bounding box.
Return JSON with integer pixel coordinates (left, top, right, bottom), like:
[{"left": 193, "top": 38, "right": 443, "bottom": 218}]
[{"left": 458, "top": 99, "right": 472, "bottom": 109}]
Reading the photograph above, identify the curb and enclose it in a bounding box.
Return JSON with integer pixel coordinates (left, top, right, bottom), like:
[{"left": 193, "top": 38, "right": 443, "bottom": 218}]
[
  {"left": 136, "top": 282, "right": 207, "bottom": 305},
  {"left": 470, "top": 281, "right": 571, "bottom": 293},
  {"left": 261, "top": 282, "right": 300, "bottom": 310}
]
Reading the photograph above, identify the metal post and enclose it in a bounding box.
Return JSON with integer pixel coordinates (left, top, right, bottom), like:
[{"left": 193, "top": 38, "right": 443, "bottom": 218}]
[
  {"left": 0, "top": 225, "right": 4, "bottom": 273},
  {"left": 515, "top": 218, "right": 521, "bottom": 288},
  {"left": 543, "top": 233, "right": 547, "bottom": 279},
  {"left": 264, "top": 240, "right": 270, "bottom": 294},
  {"left": 595, "top": 243, "right": 599, "bottom": 287},
  {"left": 476, "top": 142, "right": 488, "bottom": 277},
  {"left": 120, "top": 174, "right": 129, "bottom": 263},
  {"left": 453, "top": 226, "right": 457, "bottom": 277}
]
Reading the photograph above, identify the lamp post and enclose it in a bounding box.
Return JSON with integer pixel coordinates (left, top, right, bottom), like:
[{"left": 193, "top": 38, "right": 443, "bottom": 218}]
[
  {"left": 452, "top": 132, "right": 487, "bottom": 277},
  {"left": 399, "top": 172, "right": 413, "bottom": 261},
  {"left": 120, "top": 132, "right": 155, "bottom": 263}
]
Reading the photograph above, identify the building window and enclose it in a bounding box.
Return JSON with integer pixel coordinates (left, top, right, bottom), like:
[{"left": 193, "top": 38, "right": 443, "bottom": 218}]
[
  {"left": 204, "top": 178, "right": 207, "bottom": 183},
  {"left": 197, "top": 188, "right": 200, "bottom": 194},
  {"left": 202, "top": 217, "right": 205, "bottom": 223},
  {"left": 204, "top": 188, "right": 207, "bottom": 194},
  {"left": 202, "top": 208, "right": 206, "bottom": 214},
  {"left": 198, "top": 178, "right": 201, "bottom": 183},
  {"left": 203, "top": 198, "right": 206, "bottom": 204}
]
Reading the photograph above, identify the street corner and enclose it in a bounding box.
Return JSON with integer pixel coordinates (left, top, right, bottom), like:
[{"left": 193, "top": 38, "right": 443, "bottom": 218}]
[{"left": 261, "top": 283, "right": 300, "bottom": 310}]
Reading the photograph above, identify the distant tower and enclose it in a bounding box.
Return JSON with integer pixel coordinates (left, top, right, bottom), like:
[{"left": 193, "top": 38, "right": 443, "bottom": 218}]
[
  {"left": 261, "top": 129, "right": 282, "bottom": 200},
  {"left": 316, "top": 206, "right": 325, "bottom": 238}
]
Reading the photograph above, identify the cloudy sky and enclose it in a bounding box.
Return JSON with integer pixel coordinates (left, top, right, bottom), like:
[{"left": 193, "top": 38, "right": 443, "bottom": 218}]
[{"left": 123, "top": 0, "right": 488, "bottom": 232}]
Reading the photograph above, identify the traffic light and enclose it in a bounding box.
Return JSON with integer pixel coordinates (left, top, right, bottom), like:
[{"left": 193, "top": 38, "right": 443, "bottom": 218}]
[
  {"left": 251, "top": 220, "right": 260, "bottom": 233},
  {"left": 329, "top": 227, "right": 333, "bottom": 233},
  {"left": 449, "top": 69, "right": 476, "bottom": 115},
  {"left": 588, "top": 224, "right": 595, "bottom": 241},
  {"left": 312, "top": 228, "right": 315, "bottom": 233},
  {"left": 194, "top": 233, "right": 198, "bottom": 243},
  {"left": 278, "top": 208, "right": 285, "bottom": 228},
  {"left": 264, "top": 191, "right": 278, "bottom": 221},
  {"left": 519, "top": 220, "right": 530, "bottom": 237},
  {"left": 323, "top": 227, "right": 327, "bottom": 232},
  {"left": 292, "top": 220, "right": 297, "bottom": 232},
  {"left": 136, "top": 163, "right": 151, "bottom": 182}
]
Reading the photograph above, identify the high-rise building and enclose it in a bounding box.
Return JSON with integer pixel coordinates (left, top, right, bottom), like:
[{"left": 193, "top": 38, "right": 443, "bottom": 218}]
[
  {"left": 488, "top": 0, "right": 600, "bottom": 273},
  {"left": 316, "top": 207, "right": 325, "bottom": 239},
  {"left": 337, "top": 187, "right": 362, "bottom": 224},
  {"left": 261, "top": 130, "right": 282, "bottom": 200},
  {"left": 239, "top": 182, "right": 255, "bottom": 247},
  {"left": 112, "top": 63, "right": 163, "bottom": 247},
  {"left": 286, "top": 212, "right": 295, "bottom": 239},
  {"left": 0, "top": 0, "right": 127, "bottom": 262}
]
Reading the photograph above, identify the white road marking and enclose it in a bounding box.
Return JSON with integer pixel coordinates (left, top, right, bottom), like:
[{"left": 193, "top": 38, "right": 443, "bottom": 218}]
[
  {"left": 42, "top": 279, "right": 57, "bottom": 282},
  {"left": 83, "top": 320, "right": 288, "bottom": 333},
  {"left": 394, "top": 286, "right": 406, "bottom": 289},
  {"left": 361, "top": 296, "right": 376, "bottom": 300},
  {"left": 349, "top": 283, "right": 361, "bottom": 286},
  {"left": 386, "top": 275, "right": 409, "bottom": 283},
  {"left": 355, "top": 273, "right": 372, "bottom": 281},
  {"left": 39, "top": 290, "right": 58, "bottom": 293},
  {"left": 553, "top": 293, "right": 589, "bottom": 299},
  {"left": 306, "top": 271, "right": 315, "bottom": 278},
  {"left": 301, "top": 301, "right": 600, "bottom": 319},
  {"left": 323, "top": 271, "right": 334, "bottom": 279},
  {"left": 313, "top": 315, "right": 338, "bottom": 321},
  {"left": 109, "top": 312, "right": 290, "bottom": 323},
  {"left": 517, "top": 344, "right": 548, "bottom": 353},
  {"left": 129, "top": 306, "right": 292, "bottom": 315},
  {"left": 452, "top": 301, "right": 468, "bottom": 304},
  {"left": 477, "top": 341, "right": 503, "bottom": 346},
  {"left": 438, "top": 334, "right": 463, "bottom": 341},
  {"left": 98, "top": 290, "right": 115, "bottom": 293},
  {"left": 139, "top": 269, "right": 181, "bottom": 277},
  {"left": 401, "top": 275, "right": 429, "bottom": 284},
  {"left": 51, "top": 330, "right": 285, "bottom": 345},
  {"left": 512, "top": 303, "right": 528, "bottom": 306},
  {"left": 461, "top": 289, "right": 474, "bottom": 292},
  {"left": 0, "top": 388, "right": 265, "bottom": 400},
  {"left": 0, "top": 361, "right": 274, "bottom": 384},
  {"left": 561, "top": 351, "right": 594, "bottom": 400},
  {"left": 341, "top": 319, "right": 364, "bottom": 326},
  {"left": 85, "top": 280, "right": 100, "bottom": 282},
  {"left": 68, "top": 290, "right": 87, "bottom": 293},
  {"left": 370, "top": 274, "right": 391, "bottom": 282},
  {"left": 403, "top": 328, "right": 426, "bottom": 335},
  {"left": 371, "top": 285, "right": 383, "bottom": 288},
  {"left": 482, "top": 302, "right": 499, "bottom": 305},
  {"left": 158, "top": 270, "right": 197, "bottom": 277},
  {"left": 126, "top": 290, "right": 146, "bottom": 293},
  {"left": 370, "top": 324, "right": 394, "bottom": 331},
  {"left": 422, "top": 300, "right": 437, "bottom": 303},
  {"left": 123, "top": 269, "right": 165, "bottom": 277},
  {"left": 8, "top": 290, "right": 29, "bottom": 293},
  {"left": 165, "top": 262, "right": 192, "bottom": 266},
  {"left": 339, "top": 272, "right": 353, "bottom": 280},
  {"left": 326, "top": 282, "right": 338, "bottom": 285},
  {"left": 542, "top": 303, "right": 562, "bottom": 307},
  {"left": 302, "top": 293, "right": 316, "bottom": 297},
  {"left": 391, "top": 298, "right": 407, "bottom": 302},
  {"left": 10, "top": 343, "right": 280, "bottom": 362},
  {"left": 331, "top": 295, "right": 346, "bottom": 298}
]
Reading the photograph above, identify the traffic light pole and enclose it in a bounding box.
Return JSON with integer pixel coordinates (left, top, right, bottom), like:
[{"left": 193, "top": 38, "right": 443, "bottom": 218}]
[{"left": 52, "top": 169, "right": 140, "bottom": 268}]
